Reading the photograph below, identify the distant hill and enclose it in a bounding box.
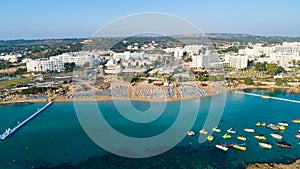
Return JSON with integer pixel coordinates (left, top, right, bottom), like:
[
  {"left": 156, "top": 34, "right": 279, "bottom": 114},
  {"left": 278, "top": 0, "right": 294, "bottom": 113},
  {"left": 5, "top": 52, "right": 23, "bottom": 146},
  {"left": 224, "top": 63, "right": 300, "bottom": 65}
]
[
  {"left": 0, "top": 38, "right": 84, "bottom": 58},
  {"left": 1, "top": 33, "right": 300, "bottom": 56},
  {"left": 178, "top": 33, "right": 300, "bottom": 44}
]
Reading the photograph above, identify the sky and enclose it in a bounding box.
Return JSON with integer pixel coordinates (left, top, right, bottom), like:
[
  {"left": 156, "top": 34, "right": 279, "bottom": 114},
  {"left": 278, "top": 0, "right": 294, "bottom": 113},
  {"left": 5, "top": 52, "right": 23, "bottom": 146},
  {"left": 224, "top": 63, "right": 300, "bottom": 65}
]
[{"left": 0, "top": 0, "right": 300, "bottom": 40}]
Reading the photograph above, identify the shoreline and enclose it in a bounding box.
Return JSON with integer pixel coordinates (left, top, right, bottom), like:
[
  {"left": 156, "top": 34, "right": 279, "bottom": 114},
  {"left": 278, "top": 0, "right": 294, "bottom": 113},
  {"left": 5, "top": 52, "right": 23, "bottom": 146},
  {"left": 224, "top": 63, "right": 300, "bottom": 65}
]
[
  {"left": 0, "top": 86, "right": 299, "bottom": 106},
  {"left": 246, "top": 159, "right": 300, "bottom": 169},
  {"left": 0, "top": 92, "right": 227, "bottom": 106}
]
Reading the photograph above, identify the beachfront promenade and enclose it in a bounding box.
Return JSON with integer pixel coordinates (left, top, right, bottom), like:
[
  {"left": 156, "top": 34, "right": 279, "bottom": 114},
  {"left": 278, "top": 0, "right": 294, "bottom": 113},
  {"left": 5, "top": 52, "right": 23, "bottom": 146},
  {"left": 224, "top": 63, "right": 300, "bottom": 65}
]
[
  {"left": 0, "top": 101, "right": 53, "bottom": 140},
  {"left": 236, "top": 91, "right": 300, "bottom": 104}
]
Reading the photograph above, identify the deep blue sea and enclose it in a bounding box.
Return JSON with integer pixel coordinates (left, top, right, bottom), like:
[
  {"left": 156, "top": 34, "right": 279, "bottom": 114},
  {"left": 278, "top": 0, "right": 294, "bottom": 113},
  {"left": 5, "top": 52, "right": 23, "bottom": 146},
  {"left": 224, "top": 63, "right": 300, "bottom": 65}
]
[{"left": 0, "top": 89, "right": 300, "bottom": 169}]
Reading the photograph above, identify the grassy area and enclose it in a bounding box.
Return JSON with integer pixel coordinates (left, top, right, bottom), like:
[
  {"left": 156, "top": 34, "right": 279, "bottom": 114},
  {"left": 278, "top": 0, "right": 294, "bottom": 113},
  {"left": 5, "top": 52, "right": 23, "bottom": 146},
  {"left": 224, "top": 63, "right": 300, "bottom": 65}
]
[{"left": 0, "top": 77, "right": 34, "bottom": 89}]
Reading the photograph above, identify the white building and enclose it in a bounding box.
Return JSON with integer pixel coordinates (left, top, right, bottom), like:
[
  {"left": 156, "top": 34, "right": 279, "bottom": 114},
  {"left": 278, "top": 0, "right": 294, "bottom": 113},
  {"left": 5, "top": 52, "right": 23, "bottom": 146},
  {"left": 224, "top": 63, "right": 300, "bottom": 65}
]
[
  {"left": 252, "top": 45, "right": 275, "bottom": 56},
  {"left": 184, "top": 45, "right": 203, "bottom": 56},
  {"left": 238, "top": 47, "right": 262, "bottom": 57},
  {"left": 191, "top": 51, "right": 219, "bottom": 68},
  {"left": 255, "top": 52, "right": 300, "bottom": 68},
  {"left": 174, "top": 48, "right": 184, "bottom": 59},
  {"left": 26, "top": 58, "right": 64, "bottom": 72},
  {"left": 209, "top": 62, "right": 228, "bottom": 69},
  {"left": 113, "top": 52, "right": 144, "bottom": 61},
  {"left": 50, "top": 52, "right": 93, "bottom": 67},
  {"left": 224, "top": 54, "right": 248, "bottom": 69},
  {"left": 0, "top": 54, "right": 21, "bottom": 63},
  {"left": 269, "top": 52, "right": 300, "bottom": 68},
  {"left": 172, "top": 45, "right": 203, "bottom": 59},
  {"left": 275, "top": 42, "right": 300, "bottom": 54}
]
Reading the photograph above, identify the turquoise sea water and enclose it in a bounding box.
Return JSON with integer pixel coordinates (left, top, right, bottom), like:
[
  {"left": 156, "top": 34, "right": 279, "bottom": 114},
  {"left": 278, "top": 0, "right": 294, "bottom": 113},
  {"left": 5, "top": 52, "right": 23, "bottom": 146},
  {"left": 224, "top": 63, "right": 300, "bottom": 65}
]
[{"left": 0, "top": 89, "right": 300, "bottom": 169}]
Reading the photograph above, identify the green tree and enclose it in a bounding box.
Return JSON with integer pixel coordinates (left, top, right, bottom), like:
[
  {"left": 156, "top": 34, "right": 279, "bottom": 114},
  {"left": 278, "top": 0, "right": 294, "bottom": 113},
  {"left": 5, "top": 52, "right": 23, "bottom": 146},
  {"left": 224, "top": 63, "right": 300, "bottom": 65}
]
[
  {"left": 15, "top": 68, "right": 27, "bottom": 75},
  {"left": 255, "top": 62, "right": 267, "bottom": 71},
  {"left": 197, "top": 75, "right": 206, "bottom": 81},
  {"left": 64, "top": 62, "right": 75, "bottom": 72},
  {"left": 0, "top": 60, "right": 10, "bottom": 69},
  {"left": 266, "top": 63, "right": 284, "bottom": 75}
]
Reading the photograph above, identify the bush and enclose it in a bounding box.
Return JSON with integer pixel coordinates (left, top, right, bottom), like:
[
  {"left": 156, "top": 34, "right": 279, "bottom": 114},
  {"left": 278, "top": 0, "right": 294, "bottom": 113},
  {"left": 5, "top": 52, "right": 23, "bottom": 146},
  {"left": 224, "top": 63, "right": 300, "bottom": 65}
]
[
  {"left": 21, "top": 87, "right": 48, "bottom": 95},
  {"left": 244, "top": 78, "right": 254, "bottom": 85},
  {"left": 275, "top": 78, "right": 285, "bottom": 86}
]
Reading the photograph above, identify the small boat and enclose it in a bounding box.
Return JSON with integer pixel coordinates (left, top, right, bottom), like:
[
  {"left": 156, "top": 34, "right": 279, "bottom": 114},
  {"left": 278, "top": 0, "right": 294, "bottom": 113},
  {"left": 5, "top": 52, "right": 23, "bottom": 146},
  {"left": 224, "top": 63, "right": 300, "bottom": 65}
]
[
  {"left": 278, "top": 125, "right": 286, "bottom": 131},
  {"left": 244, "top": 128, "right": 255, "bottom": 133},
  {"left": 256, "top": 122, "right": 261, "bottom": 127},
  {"left": 278, "top": 121, "right": 288, "bottom": 127},
  {"left": 298, "top": 129, "right": 300, "bottom": 133},
  {"left": 292, "top": 119, "right": 300, "bottom": 123},
  {"left": 222, "top": 133, "right": 231, "bottom": 139},
  {"left": 276, "top": 141, "right": 293, "bottom": 148},
  {"left": 259, "top": 142, "right": 272, "bottom": 149},
  {"left": 187, "top": 131, "right": 195, "bottom": 136},
  {"left": 212, "top": 127, "right": 221, "bottom": 133},
  {"left": 199, "top": 129, "right": 208, "bottom": 135},
  {"left": 227, "top": 128, "right": 237, "bottom": 134},
  {"left": 294, "top": 134, "right": 300, "bottom": 139},
  {"left": 237, "top": 135, "right": 247, "bottom": 141},
  {"left": 261, "top": 122, "right": 266, "bottom": 127},
  {"left": 267, "top": 124, "right": 279, "bottom": 131},
  {"left": 231, "top": 144, "right": 247, "bottom": 151},
  {"left": 270, "top": 133, "right": 283, "bottom": 140},
  {"left": 207, "top": 135, "right": 214, "bottom": 141},
  {"left": 254, "top": 134, "right": 267, "bottom": 140},
  {"left": 216, "top": 144, "right": 229, "bottom": 151}
]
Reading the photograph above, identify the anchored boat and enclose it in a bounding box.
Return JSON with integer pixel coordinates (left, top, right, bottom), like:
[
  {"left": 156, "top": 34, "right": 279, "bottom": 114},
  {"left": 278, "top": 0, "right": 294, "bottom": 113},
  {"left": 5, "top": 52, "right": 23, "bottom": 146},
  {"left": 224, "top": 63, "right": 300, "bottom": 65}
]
[
  {"left": 207, "top": 135, "right": 214, "bottom": 141},
  {"left": 259, "top": 142, "right": 272, "bottom": 149},
  {"left": 187, "top": 131, "right": 195, "bottom": 136},
  {"left": 278, "top": 121, "right": 288, "bottom": 127},
  {"left": 230, "top": 144, "right": 247, "bottom": 151},
  {"left": 294, "top": 134, "right": 300, "bottom": 139},
  {"left": 244, "top": 128, "right": 255, "bottom": 133},
  {"left": 216, "top": 144, "right": 229, "bottom": 151},
  {"left": 212, "top": 127, "right": 221, "bottom": 133},
  {"left": 237, "top": 135, "right": 247, "bottom": 141},
  {"left": 292, "top": 119, "right": 300, "bottom": 123},
  {"left": 256, "top": 122, "right": 261, "bottom": 127},
  {"left": 276, "top": 141, "right": 293, "bottom": 148},
  {"left": 278, "top": 125, "right": 286, "bottom": 131},
  {"left": 267, "top": 124, "right": 280, "bottom": 131},
  {"left": 227, "top": 128, "right": 237, "bottom": 134},
  {"left": 270, "top": 133, "right": 283, "bottom": 140},
  {"left": 199, "top": 129, "right": 208, "bottom": 135},
  {"left": 254, "top": 134, "right": 267, "bottom": 140},
  {"left": 222, "top": 133, "right": 231, "bottom": 139}
]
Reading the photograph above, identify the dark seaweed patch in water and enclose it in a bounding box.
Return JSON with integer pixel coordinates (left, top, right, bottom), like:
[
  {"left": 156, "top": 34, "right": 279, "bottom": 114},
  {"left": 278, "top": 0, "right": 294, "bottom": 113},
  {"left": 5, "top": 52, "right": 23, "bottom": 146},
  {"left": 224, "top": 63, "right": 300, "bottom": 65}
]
[{"left": 33, "top": 146, "right": 247, "bottom": 169}]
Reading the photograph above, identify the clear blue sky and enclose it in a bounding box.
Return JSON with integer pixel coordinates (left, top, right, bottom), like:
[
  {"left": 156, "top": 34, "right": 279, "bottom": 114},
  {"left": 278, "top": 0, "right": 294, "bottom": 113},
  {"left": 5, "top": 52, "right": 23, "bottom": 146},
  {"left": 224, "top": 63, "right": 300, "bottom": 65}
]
[{"left": 1, "top": 0, "right": 300, "bottom": 40}]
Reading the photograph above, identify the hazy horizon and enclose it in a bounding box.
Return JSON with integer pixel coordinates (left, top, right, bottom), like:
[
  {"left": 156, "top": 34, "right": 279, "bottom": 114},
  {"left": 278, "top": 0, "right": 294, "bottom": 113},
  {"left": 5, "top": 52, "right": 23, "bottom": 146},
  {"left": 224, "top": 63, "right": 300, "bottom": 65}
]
[
  {"left": 1, "top": 0, "right": 300, "bottom": 40},
  {"left": 1, "top": 32, "right": 300, "bottom": 41}
]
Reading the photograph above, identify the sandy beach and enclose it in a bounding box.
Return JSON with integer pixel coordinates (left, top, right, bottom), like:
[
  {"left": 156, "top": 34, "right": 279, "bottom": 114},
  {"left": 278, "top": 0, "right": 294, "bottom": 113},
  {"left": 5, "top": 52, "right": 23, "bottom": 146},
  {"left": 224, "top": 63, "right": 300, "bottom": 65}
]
[{"left": 1, "top": 84, "right": 299, "bottom": 106}]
